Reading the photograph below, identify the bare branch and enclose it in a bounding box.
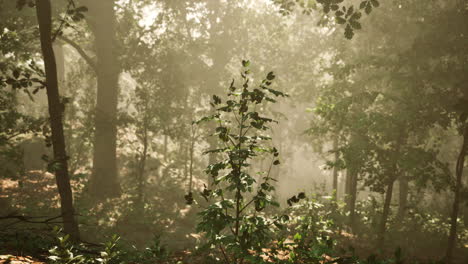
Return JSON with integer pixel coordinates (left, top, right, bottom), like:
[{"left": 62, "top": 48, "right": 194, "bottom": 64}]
[{"left": 58, "top": 35, "right": 97, "bottom": 73}]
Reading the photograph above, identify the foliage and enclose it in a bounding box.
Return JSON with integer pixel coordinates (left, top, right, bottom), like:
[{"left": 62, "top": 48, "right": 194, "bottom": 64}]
[
  {"left": 271, "top": 0, "right": 380, "bottom": 39},
  {"left": 193, "top": 61, "right": 289, "bottom": 263}
]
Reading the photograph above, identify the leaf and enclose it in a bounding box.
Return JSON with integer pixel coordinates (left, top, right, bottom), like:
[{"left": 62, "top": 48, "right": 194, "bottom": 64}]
[
  {"left": 266, "top": 71, "right": 275, "bottom": 80},
  {"left": 13, "top": 69, "right": 20, "bottom": 79},
  {"left": 273, "top": 160, "right": 280, "bottom": 165},
  {"left": 212, "top": 95, "right": 221, "bottom": 105},
  {"left": 346, "top": 5, "right": 354, "bottom": 18},
  {"left": 344, "top": 23, "right": 354, "bottom": 39},
  {"left": 336, "top": 16, "right": 346, "bottom": 25},
  {"left": 350, "top": 11, "right": 362, "bottom": 21},
  {"left": 350, "top": 20, "right": 361, "bottom": 30},
  {"left": 242, "top": 60, "right": 250, "bottom": 67},
  {"left": 297, "top": 192, "right": 306, "bottom": 199},
  {"left": 371, "top": 0, "right": 379, "bottom": 7},
  {"left": 359, "top": 0, "right": 367, "bottom": 9},
  {"left": 365, "top": 3, "right": 372, "bottom": 14},
  {"left": 75, "top": 6, "right": 88, "bottom": 12},
  {"left": 293, "top": 232, "right": 302, "bottom": 241}
]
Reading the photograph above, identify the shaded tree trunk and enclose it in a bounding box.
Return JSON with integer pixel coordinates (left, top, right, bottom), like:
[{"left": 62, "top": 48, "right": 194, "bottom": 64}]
[
  {"left": 86, "top": 0, "right": 120, "bottom": 199},
  {"left": 137, "top": 121, "right": 148, "bottom": 208},
  {"left": 378, "top": 134, "right": 404, "bottom": 248},
  {"left": 332, "top": 138, "right": 339, "bottom": 200},
  {"left": 397, "top": 175, "right": 408, "bottom": 221},
  {"left": 446, "top": 125, "right": 468, "bottom": 263},
  {"left": 35, "top": 0, "right": 80, "bottom": 241},
  {"left": 377, "top": 177, "right": 396, "bottom": 248},
  {"left": 345, "top": 167, "right": 358, "bottom": 230}
]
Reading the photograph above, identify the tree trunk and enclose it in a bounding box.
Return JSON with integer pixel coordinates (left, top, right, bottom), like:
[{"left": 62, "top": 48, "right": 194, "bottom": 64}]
[
  {"left": 188, "top": 125, "right": 195, "bottom": 193},
  {"left": 332, "top": 138, "right": 339, "bottom": 200},
  {"left": 137, "top": 122, "right": 148, "bottom": 208},
  {"left": 377, "top": 178, "right": 395, "bottom": 248},
  {"left": 86, "top": 0, "right": 120, "bottom": 199},
  {"left": 397, "top": 175, "right": 408, "bottom": 221},
  {"left": 35, "top": 0, "right": 80, "bottom": 241},
  {"left": 345, "top": 167, "right": 358, "bottom": 230},
  {"left": 446, "top": 125, "right": 468, "bottom": 263}
]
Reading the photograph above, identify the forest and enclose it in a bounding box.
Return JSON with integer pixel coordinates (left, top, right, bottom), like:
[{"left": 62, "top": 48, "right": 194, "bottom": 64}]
[{"left": 0, "top": 0, "right": 467, "bottom": 263}]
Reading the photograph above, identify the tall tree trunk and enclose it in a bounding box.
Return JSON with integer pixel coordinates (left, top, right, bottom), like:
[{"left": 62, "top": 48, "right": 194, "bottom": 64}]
[
  {"left": 377, "top": 133, "right": 405, "bottom": 248},
  {"left": 397, "top": 175, "right": 408, "bottom": 221},
  {"left": 86, "top": 0, "right": 120, "bottom": 199},
  {"left": 377, "top": 178, "right": 395, "bottom": 248},
  {"left": 446, "top": 125, "right": 468, "bottom": 263},
  {"left": 345, "top": 167, "right": 358, "bottom": 230},
  {"left": 137, "top": 121, "right": 148, "bottom": 208},
  {"left": 188, "top": 125, "right": 195, "bottom": 193},
  {"left": 35, "top": 0, "right": 80, "bottom": 241}
]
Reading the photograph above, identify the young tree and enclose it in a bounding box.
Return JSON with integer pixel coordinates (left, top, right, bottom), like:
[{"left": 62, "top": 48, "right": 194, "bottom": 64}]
[
  {"left": 194, "top": 61, "right": 288, "bottom": 263},
  {"left": 35, "top": 0, "right": 80, "bottom": 240}
]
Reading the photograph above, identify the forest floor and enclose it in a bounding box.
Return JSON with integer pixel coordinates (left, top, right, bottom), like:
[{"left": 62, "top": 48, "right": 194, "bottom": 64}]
[
  {"left": 0, "top": 255, "right": 44, "bottom": 264},
  {"left": 1, "top": 173, "right": 468, "bottom": 263}
]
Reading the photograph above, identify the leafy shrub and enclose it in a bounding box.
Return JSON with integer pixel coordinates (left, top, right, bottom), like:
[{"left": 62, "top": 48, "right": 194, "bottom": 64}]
[{"left": 193, "top": 60, "right": 289, "bottom": 263}]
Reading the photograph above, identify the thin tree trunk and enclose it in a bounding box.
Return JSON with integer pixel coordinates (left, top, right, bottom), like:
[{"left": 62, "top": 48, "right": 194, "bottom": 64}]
[
  {"left": 397, "top": 175, "right": 408, "bottom": 221},
  {"left": 377, "top": 178, "right": 395, "bottom": 248},
  {"left": 183, "top": 142, "right": 189, "bottom": 180},
  {"left": 188, "top": 125, "right": 195, "bottom": 194},
  {"left": 332, "top": 138, "right": 339, "bottom": 200},
  {"left": 207, "top": 122, "right": 217, "bottom": 186},
  {"left": 446, "top": 125, "right": 468, "bottom": 263},
  {"left": 87, "top": 0, "right": 120, "bottom": 200},
  {"left": 345, "top": 167, "right": 358, "bottom": 230},
  {"left": 378, "top": 133, "right": 404, "bottom": 248},
  {"left": 35, "top": 0, "right": 80, "bottom": 241},
  {"left": 137, "top": 122, "right": 148, "bottom": 208}
]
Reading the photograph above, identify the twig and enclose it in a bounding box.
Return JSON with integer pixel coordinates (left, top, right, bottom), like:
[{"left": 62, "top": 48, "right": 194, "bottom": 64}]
[
  {"left": 219, "top": 245, "right": 231, "bottom": 264},
  {"left": 58, "top": 35, "right": 97, "bottom": 72}
]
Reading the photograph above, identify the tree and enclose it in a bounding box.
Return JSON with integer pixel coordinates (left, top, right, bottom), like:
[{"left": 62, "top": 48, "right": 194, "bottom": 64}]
[
  {"left": 35, "top": 0, "right": 80, "bottom": 240},
  {"left": 194, "top": 61, "right": 288, "bottom": 263},
  {"left": 82, "top": 0, "right": 121, "bottom": 200}
]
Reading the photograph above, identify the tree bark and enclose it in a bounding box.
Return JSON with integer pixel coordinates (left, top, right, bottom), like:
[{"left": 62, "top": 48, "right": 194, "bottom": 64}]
[
  {"left": 345, "top": 167, "right": 358, "bottom": 230},
  {"left": 86, "top": 0, "right": 121, "bottom": 200},
  {"left": 446, "top": 125, "right": 468, "bottom": 263},
  {"left": 332, "top": 138, "right": 339, "bottom": 200},
  {"left": 397, "top": 175, "right": 408, "bottom": 221},
  {"left": 377, "top": 178, "right": 395, "bottom": 248},
  {"left": 35, "top": 0, "right": 80, "bottom": 241},
  {"left": 137, "top": 120, "right": 148, "bottom": 208}
]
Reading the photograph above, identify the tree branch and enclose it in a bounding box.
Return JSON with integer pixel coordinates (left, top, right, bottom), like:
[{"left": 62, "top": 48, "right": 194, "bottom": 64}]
[{"left": 58, "top": 35, "right": 97, "bottom": 73}]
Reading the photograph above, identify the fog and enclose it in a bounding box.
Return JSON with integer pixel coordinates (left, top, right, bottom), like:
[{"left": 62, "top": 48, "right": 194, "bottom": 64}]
[{"left": 1, "top": 0, "right": 468, "bottom": 263}]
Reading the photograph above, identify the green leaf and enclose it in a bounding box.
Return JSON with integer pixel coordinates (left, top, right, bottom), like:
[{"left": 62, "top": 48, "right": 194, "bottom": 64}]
[
  {"left": 335, "top": 16, "right": 346, "bottom": 25},
  {"left": 75, "top": 6, "right": 88, "bottom": 12},
  {"left": 365, "top": 3, "right": 372, "bottom": 14},
  {"left": 293, "top": 232, "right": 302, "bottom": 241},
  {"left": 212, "top": 95, "right": 222, "bottom": 105},
  {"left": 13, "top": 69, "right": 20, "bottom": 79},
  {"left": 242, "top": 60, "right": 250, "bottom": 67},
  {"left": 350, "top": 20, "right": 361, "bottom": 30},
  {"left": 344, "top": 23, "right": 354, "bottom": 39},
  {"left": 266, "top": 71, "right": 275, "bottom": 80},
  {"left": 350, "top": 11, "right": 362, "bottom": 21},
  {"left": 359, "top": 0, "right": 367, "bottom": 9}
]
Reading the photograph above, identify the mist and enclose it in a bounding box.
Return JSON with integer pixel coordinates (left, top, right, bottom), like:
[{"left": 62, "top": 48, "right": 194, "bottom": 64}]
[{"left": 1, "top": 0, "right": 467, "bottom": 263}]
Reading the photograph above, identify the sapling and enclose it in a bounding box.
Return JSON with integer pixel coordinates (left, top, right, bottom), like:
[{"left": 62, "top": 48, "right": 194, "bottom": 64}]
[{"left": 192, "top": 60, "right": 289, "bottom": 263}]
